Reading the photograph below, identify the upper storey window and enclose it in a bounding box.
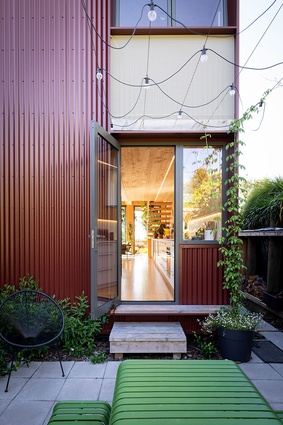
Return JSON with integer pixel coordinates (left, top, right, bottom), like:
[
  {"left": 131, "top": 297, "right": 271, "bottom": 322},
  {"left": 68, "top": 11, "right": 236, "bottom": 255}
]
[{"left": 114, "top": 0, "right": 227, "bottom": 27}]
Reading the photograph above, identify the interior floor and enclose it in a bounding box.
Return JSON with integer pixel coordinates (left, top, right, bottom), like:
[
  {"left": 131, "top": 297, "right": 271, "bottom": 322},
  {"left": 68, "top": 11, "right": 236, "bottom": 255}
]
[{"left": 121, "top": 254, "right": 174, "bottom": 301}]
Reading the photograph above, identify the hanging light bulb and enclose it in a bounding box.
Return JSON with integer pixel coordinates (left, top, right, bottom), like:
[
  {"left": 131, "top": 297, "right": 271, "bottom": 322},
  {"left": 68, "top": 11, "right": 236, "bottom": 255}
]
[
  {"left": 144, "top": 76, "right": 150, "bottom": 89},
  {"left": 96, "top": 68, "right": 103, "bottom": 80},
  {"left": 229, "top": 84, "right": 236, "bottom": 96},
  {"left": 200, "top": 46, "right": 208, "bottom": 63},
  {"left": 178, "top": 111, "right": 182, "bottom": 119},
  {"left": 148, "top": 2, "right": 157, "bottom": 22}
]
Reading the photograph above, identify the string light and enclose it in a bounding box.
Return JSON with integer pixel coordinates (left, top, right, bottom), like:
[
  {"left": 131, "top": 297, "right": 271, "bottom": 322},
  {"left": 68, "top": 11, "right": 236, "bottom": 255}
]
[
  {"left": 200, "top": 46, "right": 208, "bottom": 63},
  {"left": 178, "top": 111, "right": 182, "bottom": 119},
  {"left": 96, "top": 68, "right": 103, "bottom": 80},
  {"left": 148, "top": 2, "right": 157, "bottom": 22},
  {"left": 143, "top": 76, "right": 150, "bottom": 89},
  {"left": 229, "top": 84, "right": 236, "bottom": 96}
]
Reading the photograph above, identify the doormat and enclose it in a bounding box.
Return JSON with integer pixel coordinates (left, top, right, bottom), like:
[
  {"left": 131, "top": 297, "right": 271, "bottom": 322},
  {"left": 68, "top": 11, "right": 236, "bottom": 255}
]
[{"left": 252, "top": 340, "right": 283, "bottom": 363}]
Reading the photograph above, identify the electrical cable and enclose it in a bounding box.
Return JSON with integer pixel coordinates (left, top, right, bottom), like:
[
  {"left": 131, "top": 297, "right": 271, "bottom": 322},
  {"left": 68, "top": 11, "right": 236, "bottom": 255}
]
[{"left": 80, "top": 0, "right": 147, "bottom": 50}]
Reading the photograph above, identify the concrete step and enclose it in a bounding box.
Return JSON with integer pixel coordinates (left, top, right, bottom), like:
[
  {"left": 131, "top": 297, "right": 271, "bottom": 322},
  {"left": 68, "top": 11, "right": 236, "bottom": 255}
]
[{"left": 109, "top": 322, "right": 187, "bottom": 360}]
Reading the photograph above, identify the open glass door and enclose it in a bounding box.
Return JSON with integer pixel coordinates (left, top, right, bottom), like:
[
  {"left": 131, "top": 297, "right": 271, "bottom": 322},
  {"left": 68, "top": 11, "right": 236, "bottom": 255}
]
[{"left": 90, "top": 121, "right": 121, "bottom": 319}]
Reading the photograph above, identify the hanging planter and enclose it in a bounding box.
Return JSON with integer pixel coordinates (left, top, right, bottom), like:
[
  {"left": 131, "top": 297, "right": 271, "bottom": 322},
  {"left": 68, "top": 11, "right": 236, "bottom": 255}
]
[{"left": 217, "top": 327, "right": 254, "bottom": 362}]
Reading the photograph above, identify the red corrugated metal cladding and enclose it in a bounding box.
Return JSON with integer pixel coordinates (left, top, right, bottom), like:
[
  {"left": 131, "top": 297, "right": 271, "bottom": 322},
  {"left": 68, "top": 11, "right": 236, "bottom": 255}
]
[
  {"left": 0, "top": 0, "right": 111, "bottom": 300},
  {"left": 179, "top": 245, "right": 229, "bottom": 305}
]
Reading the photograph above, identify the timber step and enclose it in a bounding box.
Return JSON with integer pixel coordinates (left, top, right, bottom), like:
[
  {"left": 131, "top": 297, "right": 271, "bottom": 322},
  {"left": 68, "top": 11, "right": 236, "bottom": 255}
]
[
  {"left": 113, "top": 304, "right": 223, "bottom": 316},
  {"left": 109, "top": 322, "right": 187, "bottom": 360}
]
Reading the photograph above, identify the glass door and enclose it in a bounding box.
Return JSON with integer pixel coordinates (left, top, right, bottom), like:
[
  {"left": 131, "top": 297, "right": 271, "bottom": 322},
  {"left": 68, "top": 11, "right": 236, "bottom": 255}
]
[{"left": 90, "top": 122, "right": 121, "bottom": 318}]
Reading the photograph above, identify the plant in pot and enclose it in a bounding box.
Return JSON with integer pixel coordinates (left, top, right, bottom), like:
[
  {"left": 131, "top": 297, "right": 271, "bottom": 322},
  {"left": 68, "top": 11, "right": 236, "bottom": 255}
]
[{"left": 199, "top": 95, "right": 272, "bottom": 362}]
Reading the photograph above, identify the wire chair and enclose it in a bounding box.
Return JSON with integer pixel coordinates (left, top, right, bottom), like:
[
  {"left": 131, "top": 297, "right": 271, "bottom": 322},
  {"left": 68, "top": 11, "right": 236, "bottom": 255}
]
[{"left": 0, "top": 290, "right": 65, "bottom": 392}]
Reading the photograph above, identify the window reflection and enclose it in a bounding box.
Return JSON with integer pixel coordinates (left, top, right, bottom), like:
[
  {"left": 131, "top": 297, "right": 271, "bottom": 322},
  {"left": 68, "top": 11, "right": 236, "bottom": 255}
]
[
  {"left": 114, "top": 0, "right": 226, "bottom": 27},
  {"left": 183, "top": 146, "right": 222, "bottom": 241}
]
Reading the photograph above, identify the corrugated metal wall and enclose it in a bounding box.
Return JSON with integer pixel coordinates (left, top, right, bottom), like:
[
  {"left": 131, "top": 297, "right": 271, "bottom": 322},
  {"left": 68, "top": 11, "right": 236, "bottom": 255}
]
[
  {"left": 0, "top": 0, "right": 111, "bottom": 300},
  {"left": 179, "top": 245, "right": 229, "bottom": 305}
]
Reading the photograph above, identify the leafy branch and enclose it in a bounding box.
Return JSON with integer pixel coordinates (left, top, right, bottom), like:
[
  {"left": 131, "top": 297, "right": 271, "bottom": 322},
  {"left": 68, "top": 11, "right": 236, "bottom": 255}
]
[{"left": 218, "top": 88, "right": 272, "bottom": 307}]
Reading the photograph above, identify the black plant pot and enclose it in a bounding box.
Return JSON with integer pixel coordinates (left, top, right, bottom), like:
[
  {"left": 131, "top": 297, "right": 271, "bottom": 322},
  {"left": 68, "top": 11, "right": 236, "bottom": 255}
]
[{"left": 217, "top": 327, "right": 254, "bottom": 362}]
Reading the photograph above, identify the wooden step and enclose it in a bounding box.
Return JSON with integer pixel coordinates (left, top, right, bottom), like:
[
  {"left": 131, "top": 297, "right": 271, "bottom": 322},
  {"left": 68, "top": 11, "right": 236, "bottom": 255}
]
[{"left": 109, "top": 322, "right": 187, "bottom": 360}]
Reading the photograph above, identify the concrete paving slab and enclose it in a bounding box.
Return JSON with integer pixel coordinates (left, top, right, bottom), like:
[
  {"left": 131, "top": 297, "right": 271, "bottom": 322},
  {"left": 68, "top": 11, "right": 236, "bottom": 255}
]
[
  {"left": 57, "top": 378, "right": 103, "bottom": 400},
  {"left": 0, "top": 377, "right": 28, "bottom": 399},
  {"left": 271, "top": 363, "right": 283, "bottom": 377},
  {"left": 68, "top": 361, "right": 106, "bottom": 378},
  {"left": 14, "top": 378, "right": 64, "bottom": 401},
  {"left": 0, "top": 399, "right": 53, "bottom": 425},
  {"left": 249, "top": 351, "right": 264, "bottom": 363},
  {"left": 239, "top": 363, "right": 283, "bottom": 380},
  {"left": 33, "top": 361, "right": 74, "bottom": 378},
  {"left": 104, "top": 361, "right": 121, "bottom": 378},
  {"left": 0, "top": 399, "right": 10, "bottom": 415},
  {"left": 9, "top": 361, "right": 42, "bottom": 377},
  {"left": 99, "top": 378, "right": 116, "bottom": 403},
  {"left": 251, "top": 379, "right": 283, "bottom": 406},
  {"left": 261, "top": 331, "right": 283, "bottom": 350}
]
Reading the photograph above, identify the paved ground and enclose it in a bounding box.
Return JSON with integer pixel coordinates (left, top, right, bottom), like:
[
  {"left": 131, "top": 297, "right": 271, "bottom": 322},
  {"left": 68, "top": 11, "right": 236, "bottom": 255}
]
[{"left": 0, "top": 319, "right": 283, "bottom": 425}]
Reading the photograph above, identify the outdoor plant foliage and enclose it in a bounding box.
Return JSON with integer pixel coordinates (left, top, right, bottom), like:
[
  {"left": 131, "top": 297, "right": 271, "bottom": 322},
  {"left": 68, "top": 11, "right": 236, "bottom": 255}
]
[
  {"left": 0, "top": 276, "right": 108, "bottom": 376},
  {"left": 241, "top": 177, "right": 283, "bottom": 229},
  {"left": 201, "top": 86, "right": 278, "bottom": 333}
]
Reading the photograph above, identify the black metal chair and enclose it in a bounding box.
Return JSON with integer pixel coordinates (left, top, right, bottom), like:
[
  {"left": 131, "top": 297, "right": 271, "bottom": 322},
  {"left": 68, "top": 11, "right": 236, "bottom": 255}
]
[{"left": 0, "top": 290, "right": 65, "bottom": 392}]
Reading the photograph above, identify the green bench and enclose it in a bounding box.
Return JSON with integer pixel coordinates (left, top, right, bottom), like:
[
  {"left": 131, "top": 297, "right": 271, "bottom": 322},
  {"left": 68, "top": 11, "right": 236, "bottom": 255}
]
[{"left": 48, "top": 360, "right": 283, "bottom": 424}]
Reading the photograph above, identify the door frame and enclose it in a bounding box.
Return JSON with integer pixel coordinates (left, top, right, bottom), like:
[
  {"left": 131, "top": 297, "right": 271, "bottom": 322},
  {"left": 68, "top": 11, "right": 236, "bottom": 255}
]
[{"left": 90, "top": 121, "right": 121, "bottom": 319}]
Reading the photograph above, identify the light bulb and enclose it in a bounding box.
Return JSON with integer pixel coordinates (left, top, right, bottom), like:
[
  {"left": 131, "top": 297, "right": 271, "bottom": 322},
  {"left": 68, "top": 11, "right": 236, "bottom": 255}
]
[
  {"left": 96, "top": 68, "right": 103, "bottom": 80},
  {"left": 201, "top": 46, "right": 208, "bottom": 63},
  {"left": 178, "top": 111, "right": 182, "bottom": 119},
  {"left": 229, "top": 84, "right": 236, "bottom": 96},
  {"left": 144, "top": 76, "right": 150, "bottom": 89},
  {"left": 148, "top": 4, "right": 157, "bottom": 22}
]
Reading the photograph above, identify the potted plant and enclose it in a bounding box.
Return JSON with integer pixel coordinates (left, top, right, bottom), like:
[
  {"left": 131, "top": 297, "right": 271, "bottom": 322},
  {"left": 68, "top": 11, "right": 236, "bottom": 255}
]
[
  {"left": 200, "top": 96, "right": 270, "bottom": 362},
  {"left": 201, "top": 306, "right": 262, "bottom": 362}
]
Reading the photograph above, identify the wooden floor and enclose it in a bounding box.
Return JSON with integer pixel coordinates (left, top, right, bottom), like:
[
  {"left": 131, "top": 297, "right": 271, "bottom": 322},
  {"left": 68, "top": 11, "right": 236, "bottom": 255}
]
[{"left": 121, "top": 254, "right": 174, "bottom": 302}]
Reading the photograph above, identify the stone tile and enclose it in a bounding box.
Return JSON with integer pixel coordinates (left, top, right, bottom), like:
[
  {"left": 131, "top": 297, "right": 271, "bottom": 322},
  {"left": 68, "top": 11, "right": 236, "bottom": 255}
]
[
  {"left": 252, "top": 379, "right": 283, "bottom": 404},
  {"left": 271, "top": 402, "right": 283, "bottom": 412},
  {"left": 0, "top": 399, "right": 10, "bottom": 415},
  {"left": 68, "top": 362, "right": 106, "bottom": 378},
  {"left": 249, "top": 351, "right": 264, "bottom": 363},
  {"left": 10, "top": 362, "right": 42, "bottom": 377},
  {"left": 99, "top": 378, "right": 116, "bottom": 403},
  {"left": 258, "top": 321, "right": 277, "bottom": 332},
  {"left": 15, "top": 378, "right": 64, "bottom": 400},
  {"left": 240, "top": 363, "right": 282, "bottom": 380},
  {"left": 104, "top": 361, "right": 121, "bottom": 378},
  {"left": 261, "top": 331, "right": 283, "bottom": 350},
  {"left": 33, "top": 361, "right": 74, "bottom": 378},
  {"left": 57, "top": 378, "right": 103, "bottom": 400},
  {"left": 271, "top": 363, "right": 283, "bottom": 377},
  {"left": 0, "top": 377, "right": 28, "bottom": 399},
  {"left": 0, "top": 400, "right": 53, "bottom": 425}
]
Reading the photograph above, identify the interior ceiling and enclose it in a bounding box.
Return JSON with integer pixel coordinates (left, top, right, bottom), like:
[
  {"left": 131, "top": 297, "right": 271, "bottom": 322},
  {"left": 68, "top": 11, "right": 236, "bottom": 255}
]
[{"left": 121, "top": 146, "right": 174, "bottom": 204}]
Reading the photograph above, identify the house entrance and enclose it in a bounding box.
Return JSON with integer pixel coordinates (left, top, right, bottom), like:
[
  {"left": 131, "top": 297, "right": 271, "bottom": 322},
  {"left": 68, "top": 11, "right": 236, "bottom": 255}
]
[{"left": 121, "top": 146, "right": 175, "bottom": 302}]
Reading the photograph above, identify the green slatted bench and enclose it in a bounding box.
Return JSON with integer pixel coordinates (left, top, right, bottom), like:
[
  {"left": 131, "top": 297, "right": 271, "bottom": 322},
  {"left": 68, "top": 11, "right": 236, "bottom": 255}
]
[
  {"left": 48, "top": 360, "right": 283, "bottom": 425},
  {"left": 48, "top": 401, "right": 111, "bottom": 424}
]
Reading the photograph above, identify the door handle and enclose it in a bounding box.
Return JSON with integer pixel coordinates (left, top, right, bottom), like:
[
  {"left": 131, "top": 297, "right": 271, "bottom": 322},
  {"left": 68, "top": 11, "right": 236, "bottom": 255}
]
[{"left": 91, "top": 228, "right": 105, "bottom": 251}]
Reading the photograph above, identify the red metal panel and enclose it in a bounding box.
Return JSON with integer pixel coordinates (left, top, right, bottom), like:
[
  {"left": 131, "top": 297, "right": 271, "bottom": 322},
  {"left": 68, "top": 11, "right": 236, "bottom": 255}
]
[
  {"left": 179, "top": 245, "right": 229, "bottom": 305},
  {"left": 0, "top": 0, "right": 111, "bottom": 301}
]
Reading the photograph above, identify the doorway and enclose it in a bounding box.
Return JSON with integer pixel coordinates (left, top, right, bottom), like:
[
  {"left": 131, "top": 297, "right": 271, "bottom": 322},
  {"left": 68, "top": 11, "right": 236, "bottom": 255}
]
[{"left": 121, "top": 146, "right": 175, "bottom": 302}]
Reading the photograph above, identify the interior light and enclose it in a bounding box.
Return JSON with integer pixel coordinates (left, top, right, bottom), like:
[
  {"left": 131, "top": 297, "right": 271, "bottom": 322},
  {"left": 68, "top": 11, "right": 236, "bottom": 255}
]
[
  {"left": 201, "top": 46, "right": 208, "bottom": 63},
  {"left": 148, "top": 2, "right": 157, "bottom": 22},
  {"left": 96, "top": 68, "right": 103, "bottom": 80},
  {"left": 178, "top": 111, "right": 182, "bottom": 119},
  {"left": 229, "top": 84, "right": 236, "bottom": 96}
]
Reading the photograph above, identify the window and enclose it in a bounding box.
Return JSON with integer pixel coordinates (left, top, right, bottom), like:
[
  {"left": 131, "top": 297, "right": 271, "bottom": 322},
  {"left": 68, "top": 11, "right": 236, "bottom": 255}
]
[
  {"left": 183, "top": 146, "right": 223, "bottom": 241},
  {"left": 114, "top": 0, "right": 227, "bottom": 27}
]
